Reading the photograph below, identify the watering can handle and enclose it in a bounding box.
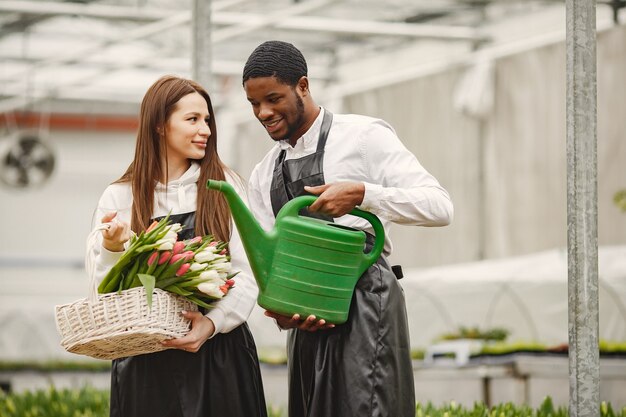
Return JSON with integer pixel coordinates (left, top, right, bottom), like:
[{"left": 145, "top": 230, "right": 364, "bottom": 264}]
[{"left": 277, "top": 195, "right": 385, "bottom": 266}]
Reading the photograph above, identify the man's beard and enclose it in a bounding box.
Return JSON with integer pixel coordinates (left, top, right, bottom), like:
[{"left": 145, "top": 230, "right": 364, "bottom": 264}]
[{"left": 278, "top": 93, "right": 305, "bottom": 141}]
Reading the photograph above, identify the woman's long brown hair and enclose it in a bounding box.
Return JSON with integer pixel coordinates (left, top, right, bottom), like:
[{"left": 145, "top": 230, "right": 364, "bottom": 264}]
[{"left": 115, "top": 75, "right": 232, "bottom": 242}]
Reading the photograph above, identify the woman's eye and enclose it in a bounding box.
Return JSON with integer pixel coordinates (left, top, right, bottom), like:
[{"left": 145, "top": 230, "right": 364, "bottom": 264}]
[{"left": 204, "top": 118, "right": 210, "bottom": 125}]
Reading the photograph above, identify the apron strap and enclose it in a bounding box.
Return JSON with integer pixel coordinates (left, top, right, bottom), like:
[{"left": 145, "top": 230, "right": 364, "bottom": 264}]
[
  {"left": 269, "top": 109, "right": 333, "bottom": 218},
  {"left": 316, "top": 111, "right": 333, "bottom": 152}
]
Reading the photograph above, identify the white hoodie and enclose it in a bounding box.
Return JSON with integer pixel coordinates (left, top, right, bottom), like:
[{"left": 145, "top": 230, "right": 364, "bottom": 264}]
[{"left": 88, "top": 162, "right": 258, "bottom": 337}]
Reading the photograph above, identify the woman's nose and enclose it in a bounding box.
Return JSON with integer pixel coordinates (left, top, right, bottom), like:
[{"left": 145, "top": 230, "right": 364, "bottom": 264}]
[{"left": 199, "top": 121, "right": 211, "bottom": 136}]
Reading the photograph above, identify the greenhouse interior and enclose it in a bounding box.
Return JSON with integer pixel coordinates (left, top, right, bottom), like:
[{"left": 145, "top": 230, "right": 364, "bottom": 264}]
[{"left": 1, "top": 0, "right": 625, "bottom": 415}]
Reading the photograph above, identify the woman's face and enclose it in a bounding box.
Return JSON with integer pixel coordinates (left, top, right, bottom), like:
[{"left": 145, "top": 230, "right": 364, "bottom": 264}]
[{"left": 164, "top": 92, "right": 211, "bottom": 174}]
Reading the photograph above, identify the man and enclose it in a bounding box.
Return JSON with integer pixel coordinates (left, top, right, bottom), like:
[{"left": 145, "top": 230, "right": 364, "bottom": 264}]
[{"left": 243, "top": 40, "right": 453, "bottom": 417}]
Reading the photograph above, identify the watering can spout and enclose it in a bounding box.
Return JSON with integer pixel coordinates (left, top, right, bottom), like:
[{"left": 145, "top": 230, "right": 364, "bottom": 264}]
[{"left": 207, "top": 180, "right": 272, "bottom": 290}]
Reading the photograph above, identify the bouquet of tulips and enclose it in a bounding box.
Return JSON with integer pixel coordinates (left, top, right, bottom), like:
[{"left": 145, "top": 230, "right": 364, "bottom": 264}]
[{"left": 97, "top": 215, "right": 236, "bottom": 309}]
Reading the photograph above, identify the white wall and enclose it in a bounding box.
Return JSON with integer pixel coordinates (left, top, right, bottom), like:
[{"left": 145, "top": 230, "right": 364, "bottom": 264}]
[{"left": 0, "top": 130, "right": 135, "bottom": 262}]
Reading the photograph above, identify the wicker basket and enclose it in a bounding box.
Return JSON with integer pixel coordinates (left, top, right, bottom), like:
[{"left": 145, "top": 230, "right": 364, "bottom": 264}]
[
  {"left": 55, "top": 225, "right": 198, "bottom": 360},
  {"left": 55, "top": 287, "right": 198, "bottom": 360}
]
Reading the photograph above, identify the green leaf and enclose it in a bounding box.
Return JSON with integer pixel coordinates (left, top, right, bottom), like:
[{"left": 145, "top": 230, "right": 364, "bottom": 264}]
[
  {"left": 163, "top": 284, "right": 193, "bottom": 296},
  {"left": 186, "top": 295, "right": 215, "bottom": 309},
  {"left": 137, "top": 274, "right": 156, "bottom": 309}
]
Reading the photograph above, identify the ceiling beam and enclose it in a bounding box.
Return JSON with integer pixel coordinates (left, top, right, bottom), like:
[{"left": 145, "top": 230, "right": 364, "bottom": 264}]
[
  {"left": 0, "top": 0, "right": 247, "bottom": 21},
  {"left": 211, "top": 0, "right": 335, "bottom": 43},
  {"left": 216, "top": 13, "right": 487, "bottom": 42},
  {"left": 0, "top": 0, "right": 487, "bottom": 41},
  {"left": 0, "top": 0, "right": 334, "bottom": 112},
  {"left": 0, "top": 0, "right": 170, "bottom": 22}
]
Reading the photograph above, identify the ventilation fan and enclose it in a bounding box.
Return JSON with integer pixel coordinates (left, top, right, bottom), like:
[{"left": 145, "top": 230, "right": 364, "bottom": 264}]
[{"left": 0, "top": 132, "right": 56, "bottom": 189}]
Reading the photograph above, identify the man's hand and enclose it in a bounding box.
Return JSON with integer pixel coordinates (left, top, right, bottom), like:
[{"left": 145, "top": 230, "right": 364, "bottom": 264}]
[
  {"left": 264, "top": 311, "right": 336, "bottom": 332},
  {"left": 161, "top": 310, "right": 215, "bottom": 353},
  {"left": 304, "top": 182, "right": 365, "bottom": 218}
]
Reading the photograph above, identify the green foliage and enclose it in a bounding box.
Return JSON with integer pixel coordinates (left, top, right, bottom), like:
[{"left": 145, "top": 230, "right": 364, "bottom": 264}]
[
  {"left": 599, "top": 340, "right": 626, "bottom": 353},
  {"left": 438, "top": 326, "right": 510, "bottom": 342},
  {"left": 267, "top": 404, "right": 286, "bottom": 417},
  {"left": 0, "top": 360, "right": 111, "bottom": 372},
  {"left": 1, "top": 389, "right": 624, "bottom": 417},
  {"left": 412, "top": 349, "right": 426, "bottom": 360},
  {"left": 479, "top": 341, "right": 549, "bottom": 356},
  {"left": 414, "top": 397, "right": 625, "bottom": 417},
  {"left": 0, "top": 386, "right": 109, "bottom": 417},
  {"left": 614, "top": 189, "right": 626, "bottom": 212}
]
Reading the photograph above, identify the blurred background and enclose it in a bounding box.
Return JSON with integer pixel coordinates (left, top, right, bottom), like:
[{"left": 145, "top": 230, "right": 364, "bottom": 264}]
[{"left": 0, "top": 0, "right": 625, "bottom": 409}]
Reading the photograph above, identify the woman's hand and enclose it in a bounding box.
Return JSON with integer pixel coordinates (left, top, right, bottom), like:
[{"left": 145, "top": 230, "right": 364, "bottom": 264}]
[
  {"left": 161, "top": 311, "right": 215, "bottom": 353},
  {"left": 100, "top": 211, "right": 131, "bottom": 252}
]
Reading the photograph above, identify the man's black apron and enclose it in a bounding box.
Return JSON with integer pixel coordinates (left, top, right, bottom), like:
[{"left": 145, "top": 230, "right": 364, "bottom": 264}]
[
  {"left": 109, "top": 212, "right": 267, "bottom": 417},
  {"left": 270, "top": 110, "right": 415, "bottom": 417}
]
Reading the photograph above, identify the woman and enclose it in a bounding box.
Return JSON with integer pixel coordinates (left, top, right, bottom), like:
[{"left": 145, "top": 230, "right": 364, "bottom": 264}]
[{"left": 89, "top": 75, "right": 267, "bottom": 417}]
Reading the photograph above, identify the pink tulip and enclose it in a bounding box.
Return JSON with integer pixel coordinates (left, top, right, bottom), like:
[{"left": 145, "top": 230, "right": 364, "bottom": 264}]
[
  {"left": 176, "top": 263, "right": 191, "bottom": 277},
  {"left": 188, "top": 236, "right": 202, "bottom": 245},
  {"left": 219, "top": 249, "right": 227, "bottom": 255},
  {"left": 208, "top": 241, "right": 218, "bottom": 247},
  {"left": 183, "top": 250, "right": 195, "bottom": 261},
  {"left": 170, "top": 253, "right": 184, "bottom": 264},
  {"left": 225, "top": 279, "right": 235, "bottom": 288},
  {"left": 173, "top": 241, "right": 185, "bottom": 255},
  {"left": 158, "top": 251, "right": 172, "bottom": 265},
  {"left": 147, "top": 252, "right": 159, "bottom": 266}
]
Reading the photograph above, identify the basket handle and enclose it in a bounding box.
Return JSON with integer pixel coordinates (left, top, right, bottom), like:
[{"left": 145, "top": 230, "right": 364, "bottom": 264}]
[{"left": 85, "top": 223, "right": 113, "bottom": 302}]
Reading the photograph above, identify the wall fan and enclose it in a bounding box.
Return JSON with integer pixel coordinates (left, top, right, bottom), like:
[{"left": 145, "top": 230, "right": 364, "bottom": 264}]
[{"left": 0, "top": 132, "right": 56, "bottom": 189}]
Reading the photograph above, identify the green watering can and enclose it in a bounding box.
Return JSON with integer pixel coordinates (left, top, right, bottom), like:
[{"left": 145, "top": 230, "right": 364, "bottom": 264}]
[{"left": 207, "top": 180, "right": 385, "bottom": 324}]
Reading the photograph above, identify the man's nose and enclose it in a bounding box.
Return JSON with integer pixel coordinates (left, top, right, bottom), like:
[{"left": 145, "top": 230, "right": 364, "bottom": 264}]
[{"left": 257, "top": 104, "right": 274, "bottom": 120}]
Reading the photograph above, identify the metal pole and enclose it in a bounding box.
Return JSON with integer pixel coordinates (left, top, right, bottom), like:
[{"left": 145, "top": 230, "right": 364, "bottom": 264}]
[
  {"left": 192, "top": 0, "right": 212, "bottom": 89},
  {"left": 566, "top": 1, "right": 599, "bottom": 417}
]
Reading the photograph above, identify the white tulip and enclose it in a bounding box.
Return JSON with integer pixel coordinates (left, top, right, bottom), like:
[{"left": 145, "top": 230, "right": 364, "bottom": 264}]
[
  {"left": 167, "top": 223, "right": 183, "bottom": 234},
  {"left": 197, "top": 282, "right": 223, "bottom": 298},
  {"left": 200, "top": 269, "right": 221, "bottom": 282},
  {"left": 157, "top": 241, "right": 174, "bottom": 251},
  {"left": 195, "top": 250, "right": 217, "bottom": 263},
  {"left": 189, "top": 262, "right": 207, "bottom": 272},
  {"left": 214, "top": 262, "right": 232, "bottom": 272}
]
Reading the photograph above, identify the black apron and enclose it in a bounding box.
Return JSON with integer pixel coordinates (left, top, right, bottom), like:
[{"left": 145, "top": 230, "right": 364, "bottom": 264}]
[
  {"left": 109, "top": 211, "right": 268, "bottom": 417},
  {"left": 269, "top": 110, "right": 415, "bottom": 417}
]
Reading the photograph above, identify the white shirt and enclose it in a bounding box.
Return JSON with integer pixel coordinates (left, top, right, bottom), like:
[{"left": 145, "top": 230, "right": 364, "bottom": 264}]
[
  {"left": 248, "top": 108, "right": 454, "bottom": 255},
  {"left": 89, "top": 162, "right": 258, "bottom": 337}
]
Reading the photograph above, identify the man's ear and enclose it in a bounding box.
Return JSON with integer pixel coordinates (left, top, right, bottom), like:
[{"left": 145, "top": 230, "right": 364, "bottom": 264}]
[{"left": 297, "top": 76, "right": 309, "bottom": 95}]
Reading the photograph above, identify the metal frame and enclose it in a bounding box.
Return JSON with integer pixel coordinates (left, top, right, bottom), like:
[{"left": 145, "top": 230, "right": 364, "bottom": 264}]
[{"left": 0, "top": 0, "right": 497, "bottom": 112}]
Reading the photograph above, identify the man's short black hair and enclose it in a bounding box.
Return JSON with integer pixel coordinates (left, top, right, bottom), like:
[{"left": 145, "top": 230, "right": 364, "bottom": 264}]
[{"left": 242, "top": 40, "right": 308, "bottom": 86}]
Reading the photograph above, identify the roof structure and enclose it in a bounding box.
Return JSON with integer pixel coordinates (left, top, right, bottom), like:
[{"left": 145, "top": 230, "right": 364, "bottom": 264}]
[{"left": 4, "top": 0, "right": 622, "bottom": 115}]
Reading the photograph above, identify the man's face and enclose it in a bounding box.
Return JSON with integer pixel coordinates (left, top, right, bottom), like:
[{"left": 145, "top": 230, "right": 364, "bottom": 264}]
[{"left": 244, "top": 76, "right": 306, "bottom": 142}]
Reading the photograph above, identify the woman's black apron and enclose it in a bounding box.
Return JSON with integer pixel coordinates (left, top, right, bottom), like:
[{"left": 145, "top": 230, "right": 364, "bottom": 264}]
[
  {"left": 109, "top": 212, "right": 267, "bottom": 417},
  {"left": 270, "top": 110, "right": 415, "bottom": 417}
]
